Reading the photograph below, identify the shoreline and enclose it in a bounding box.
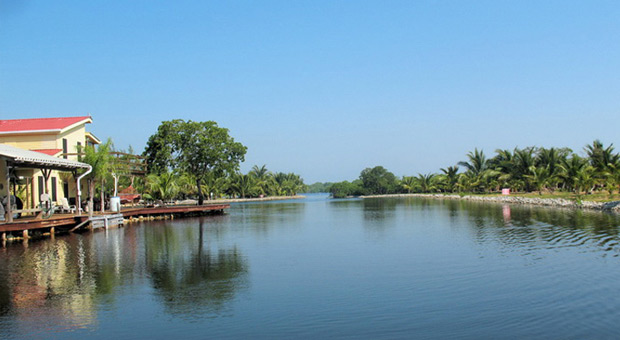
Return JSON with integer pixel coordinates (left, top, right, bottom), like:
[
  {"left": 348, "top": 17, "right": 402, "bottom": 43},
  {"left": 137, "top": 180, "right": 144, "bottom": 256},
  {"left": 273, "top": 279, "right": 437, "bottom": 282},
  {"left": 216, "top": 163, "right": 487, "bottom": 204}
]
[
  {"left": 176, "top": 195, "right": 306, "bottom": 205},
  {"left": 360, "top": 193, "right": 620, "bottom": 213}
]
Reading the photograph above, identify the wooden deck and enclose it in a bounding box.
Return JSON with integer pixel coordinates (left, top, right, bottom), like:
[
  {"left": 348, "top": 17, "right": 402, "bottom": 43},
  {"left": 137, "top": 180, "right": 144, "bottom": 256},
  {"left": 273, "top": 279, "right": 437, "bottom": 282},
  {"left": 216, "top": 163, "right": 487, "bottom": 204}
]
[{"left": 0, "top": 204, "right": 229, "bottom": 240}]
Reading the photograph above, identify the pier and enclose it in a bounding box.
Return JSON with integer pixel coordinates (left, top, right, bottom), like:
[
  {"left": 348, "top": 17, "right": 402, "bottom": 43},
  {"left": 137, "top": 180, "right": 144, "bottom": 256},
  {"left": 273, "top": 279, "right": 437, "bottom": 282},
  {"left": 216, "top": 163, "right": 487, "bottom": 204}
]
[{"left": 0, "top": 203, "right": 229, "bottom": 243}]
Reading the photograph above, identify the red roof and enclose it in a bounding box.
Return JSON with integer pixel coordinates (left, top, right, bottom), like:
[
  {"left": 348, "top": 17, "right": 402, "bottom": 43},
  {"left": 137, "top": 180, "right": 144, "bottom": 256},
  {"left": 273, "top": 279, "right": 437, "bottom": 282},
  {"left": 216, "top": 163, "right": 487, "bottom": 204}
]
[
  {"left": 31, "top": 149, "right": 63, "bottom": 156},
  {"left": 0, "top": 116, "right": 92, "bottom": 134}
]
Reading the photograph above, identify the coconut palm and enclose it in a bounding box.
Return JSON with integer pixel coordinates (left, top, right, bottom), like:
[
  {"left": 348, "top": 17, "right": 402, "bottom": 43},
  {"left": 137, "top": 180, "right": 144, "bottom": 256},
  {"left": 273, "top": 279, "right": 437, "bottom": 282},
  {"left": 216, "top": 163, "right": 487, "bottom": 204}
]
[
  {"left": 400, "top": 176, "right": 416, "bottom": 193},
  {"left": 249, "top": 165, "right": 272, "bottom": 196},
  {"left": 525, "top": 165, "right": 552, "bottom": 195},
  {"left": 559, "top": 155, "right": 588, "bottom": 193},
  {"left": 228, "top": 173, "right": 256, "bottom": 198},
  {"left": 440, "top": 166, "right": 459, "bottom": 192},
  {"left": 416, "top": 173, "right": 437, "bottom": 193},
  {"left": 145, "top": 171, "right": 179, "bottom": 202},
  {"left": 585, "top": 140, "right": 619, "bottom": 172},
  {"left": 459, "top": 148, "right": 490, "bottom": 192},
  {"left": 81, "top": 139, "right": 114, "bottom": 215}
]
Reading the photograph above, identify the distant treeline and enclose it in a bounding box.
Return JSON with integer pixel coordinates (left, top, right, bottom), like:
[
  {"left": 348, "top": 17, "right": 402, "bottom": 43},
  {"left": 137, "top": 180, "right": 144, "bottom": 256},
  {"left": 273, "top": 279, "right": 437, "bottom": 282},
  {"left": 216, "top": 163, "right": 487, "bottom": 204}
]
[
  {"left": 324, "top": 140, "right": 620, "bottom": 198},
  {"left": 306, "top": 182, "right": 333, "bottom": 193}
]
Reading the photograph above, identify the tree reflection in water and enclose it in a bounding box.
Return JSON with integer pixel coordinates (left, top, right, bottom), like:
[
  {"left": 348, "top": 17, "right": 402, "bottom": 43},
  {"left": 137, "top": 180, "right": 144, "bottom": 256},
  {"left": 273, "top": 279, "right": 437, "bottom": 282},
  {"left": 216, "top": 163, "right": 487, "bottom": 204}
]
[
  {"left": 145, "top": 218, "right": 248, "bottom": 318},
  {"left": 0, "top": 217, "right": 248, "bottom": 336}
]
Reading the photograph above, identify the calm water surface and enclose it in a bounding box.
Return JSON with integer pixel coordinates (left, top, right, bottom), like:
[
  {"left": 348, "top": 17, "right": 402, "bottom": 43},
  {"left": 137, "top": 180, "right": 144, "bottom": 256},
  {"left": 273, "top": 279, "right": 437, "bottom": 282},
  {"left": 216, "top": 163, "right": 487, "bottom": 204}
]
[{"left": 2, "top": 194, "right": 620, "bottom": 339}]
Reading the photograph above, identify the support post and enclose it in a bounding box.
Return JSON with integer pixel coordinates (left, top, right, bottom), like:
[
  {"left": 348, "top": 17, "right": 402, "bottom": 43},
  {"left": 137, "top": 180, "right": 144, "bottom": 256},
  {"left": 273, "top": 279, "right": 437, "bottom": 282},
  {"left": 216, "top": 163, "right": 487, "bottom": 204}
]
[
  {"left": 22, "top": 229, "right": 28, "bottom": 239},
  {"left": 5, "top": 161, "right": 13, "bottom": 223}
]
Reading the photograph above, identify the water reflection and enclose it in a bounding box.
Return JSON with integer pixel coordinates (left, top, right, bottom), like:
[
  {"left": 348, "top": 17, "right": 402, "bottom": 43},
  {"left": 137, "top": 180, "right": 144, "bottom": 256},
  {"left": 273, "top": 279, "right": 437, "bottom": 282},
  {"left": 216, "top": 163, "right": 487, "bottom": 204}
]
[
  {"left": 145, "top": 219, "right": 247, "bottom": 318},
  {"left": 362, "top": 198, "right": 398, "bottom": 231},
  {"left": 411, "top": 198, "right": 620, "bottom": 256},
  {"left": 231, "top": 201, "right": 305, "bottom": 234},
  {"left": 0, "top": 217, "right": 248, "bottom": 336}
]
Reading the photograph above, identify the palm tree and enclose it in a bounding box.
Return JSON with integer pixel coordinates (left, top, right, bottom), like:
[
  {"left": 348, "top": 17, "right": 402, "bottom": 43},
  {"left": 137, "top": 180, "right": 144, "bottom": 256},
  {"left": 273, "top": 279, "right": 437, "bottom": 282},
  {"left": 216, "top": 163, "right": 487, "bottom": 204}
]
[
  {"left": 490, "top": 149, "right": 514, "bottom": 189},
  {"left": 513, "top": 147, "right": 536, "bottom": 192},
  {"left": 559, "top": 155, "right": 588, "bottom": 193},
  {"left": 585, "top": 140, "right": 618, "bottom": 172},
  {"left": 200, "top": 172, "right": 228, "bottom": 200},
  {"left": 536, "top": 147, "right": 569, "bottom": 191},
  {"left": 459, "top": 148, "right": 488, "bottom": 177},
  {"left": 400, "top": 176, "right": 416, "bottom": 193},
  {"left": 81, "top": 139, "right": 114, "bottom": 215},
  {"left": 249, "top": 165, "right": 271, "bottom": 196},
  {"left": 525, "top": 165, "right": 551, "bottom": 195},
  {"left": 145, "top": 171, "right": 179, "bottom": 202},
  {"left": 459, "top": 148, "right": 490, "bottom": 192},
  {"left": 440, "top": 166, "right": 459, "bottom": 192},
  {"left": 416, "top": 173, "right": 436, "bottom": 193},
  {"left": 228, "top": 173, "right": 256, "bottom": 198}
]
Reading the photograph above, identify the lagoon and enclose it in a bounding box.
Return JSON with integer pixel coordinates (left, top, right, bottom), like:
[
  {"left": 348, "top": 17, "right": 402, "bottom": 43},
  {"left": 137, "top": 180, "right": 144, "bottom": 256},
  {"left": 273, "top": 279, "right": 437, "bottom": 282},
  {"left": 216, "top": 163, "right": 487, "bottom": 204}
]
[{"left": 2, "top": 193, "right": 620, "bottom": 339}]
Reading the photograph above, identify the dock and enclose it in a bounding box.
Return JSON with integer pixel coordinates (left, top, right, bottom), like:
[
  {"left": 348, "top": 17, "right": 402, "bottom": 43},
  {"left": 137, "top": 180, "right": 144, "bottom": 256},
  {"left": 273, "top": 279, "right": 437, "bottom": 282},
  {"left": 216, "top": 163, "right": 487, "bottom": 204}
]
[{"left": 0, "top": 204, "right": 229, "bottom": 243}]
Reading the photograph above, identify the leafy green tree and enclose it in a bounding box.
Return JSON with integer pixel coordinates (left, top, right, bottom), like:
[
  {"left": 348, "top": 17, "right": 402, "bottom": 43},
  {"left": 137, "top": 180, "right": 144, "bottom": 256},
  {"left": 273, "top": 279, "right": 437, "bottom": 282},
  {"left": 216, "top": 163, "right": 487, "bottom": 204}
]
[
  {"left": 306, "top": 182, "right": 333, "bottom": 193},
  {"left": 359, "top": 166, "right": 397, "bottom": 195},
  {"left": 143, "top": 120, "right": 247, "bottom": 205},
  {"left": 328, "top": 181, "right": 363, "bottom": 198}
]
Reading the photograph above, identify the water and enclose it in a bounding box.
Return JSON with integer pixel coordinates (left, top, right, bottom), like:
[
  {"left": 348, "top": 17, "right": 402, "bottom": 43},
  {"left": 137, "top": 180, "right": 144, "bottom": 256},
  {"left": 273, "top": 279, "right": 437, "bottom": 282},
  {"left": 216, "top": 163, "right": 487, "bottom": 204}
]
[{"left": 2, "top": 193, "right": 620, "bottom": 339}]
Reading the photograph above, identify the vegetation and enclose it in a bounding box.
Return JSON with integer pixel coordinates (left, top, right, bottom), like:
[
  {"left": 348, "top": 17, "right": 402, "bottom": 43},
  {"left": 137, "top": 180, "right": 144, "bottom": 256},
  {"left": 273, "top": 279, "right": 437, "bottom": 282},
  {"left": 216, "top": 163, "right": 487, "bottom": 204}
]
[
  {"left": 328, "top": 140, "right": 620, "bottom": 201},
  {"left": 306, "top": 182, "right": 333, "bottom": 193},
  {"left": 140, "top": 165, "right": 305, "bottom": 201},
  {"left": 143, "top": 120, "right": 247, "bottom": 205}
]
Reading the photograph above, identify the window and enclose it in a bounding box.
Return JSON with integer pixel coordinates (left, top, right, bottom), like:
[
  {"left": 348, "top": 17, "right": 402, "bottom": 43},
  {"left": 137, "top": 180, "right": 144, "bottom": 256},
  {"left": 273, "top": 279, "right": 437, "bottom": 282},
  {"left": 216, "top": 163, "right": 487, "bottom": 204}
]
[
  {"left": 51, "top": 177, "right": 57, "bottom": 201},
  {"left": 38, "top": 176, "right": 44, "bottom": 198},
  {"left": 63, "top": 138, "right": 68, "bottom": 159}
]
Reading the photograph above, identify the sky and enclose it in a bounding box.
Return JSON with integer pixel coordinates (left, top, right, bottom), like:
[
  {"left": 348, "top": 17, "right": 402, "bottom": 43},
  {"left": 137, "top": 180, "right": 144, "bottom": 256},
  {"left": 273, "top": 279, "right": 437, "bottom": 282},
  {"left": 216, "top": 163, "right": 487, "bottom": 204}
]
[{"left": 1, "top": 1, "right": 619, "bottom": 183}]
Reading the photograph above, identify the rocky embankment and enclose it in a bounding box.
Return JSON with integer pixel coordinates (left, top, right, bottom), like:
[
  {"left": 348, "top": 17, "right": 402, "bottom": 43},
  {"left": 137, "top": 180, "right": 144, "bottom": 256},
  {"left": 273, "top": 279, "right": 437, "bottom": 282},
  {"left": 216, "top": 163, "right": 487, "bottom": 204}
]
[
  {"left": 176, "top": 195, "right": 305, "bottom": 205},
  {"left": 360, "top": 193, "right": 620, "bottom": 213}
]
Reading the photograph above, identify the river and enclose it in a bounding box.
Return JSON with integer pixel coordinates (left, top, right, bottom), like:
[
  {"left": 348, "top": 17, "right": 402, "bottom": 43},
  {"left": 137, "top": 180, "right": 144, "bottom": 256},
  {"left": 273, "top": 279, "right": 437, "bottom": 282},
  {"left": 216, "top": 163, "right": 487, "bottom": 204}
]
[{"left": 2, "top": 193, "right": 620, "bottom": 339}]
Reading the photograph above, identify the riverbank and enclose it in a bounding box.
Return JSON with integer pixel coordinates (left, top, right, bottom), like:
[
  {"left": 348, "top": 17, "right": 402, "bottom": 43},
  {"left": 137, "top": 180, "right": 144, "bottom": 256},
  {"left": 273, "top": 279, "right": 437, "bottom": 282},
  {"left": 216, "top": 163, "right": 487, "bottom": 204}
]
[
  {"left": 360, "top": 193, "right": 620, "bottom": 213},
  {"left": 176, "top": 195, "right": 306, "bottom": 205}
]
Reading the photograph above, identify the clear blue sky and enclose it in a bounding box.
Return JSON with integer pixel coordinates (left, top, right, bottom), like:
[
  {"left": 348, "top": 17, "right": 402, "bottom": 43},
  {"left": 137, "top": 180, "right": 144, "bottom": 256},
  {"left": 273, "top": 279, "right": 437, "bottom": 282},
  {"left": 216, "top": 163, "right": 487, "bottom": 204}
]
[{"left": 1, "top": 1, "right": 619, "bottom": 183}]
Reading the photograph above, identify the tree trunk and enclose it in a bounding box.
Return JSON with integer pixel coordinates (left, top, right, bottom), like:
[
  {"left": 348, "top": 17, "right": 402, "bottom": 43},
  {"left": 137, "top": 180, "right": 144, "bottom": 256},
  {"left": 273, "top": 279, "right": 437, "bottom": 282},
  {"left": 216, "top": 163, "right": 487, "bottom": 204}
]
[
  {"left": 88, "top": 179, "right": 94, "bottom": 218},
  {"left": 196, "top": 177, "right": 204, "bottom": 205},
  {"left": 100, "top": 178, "right": 105, "bottom": 213}
]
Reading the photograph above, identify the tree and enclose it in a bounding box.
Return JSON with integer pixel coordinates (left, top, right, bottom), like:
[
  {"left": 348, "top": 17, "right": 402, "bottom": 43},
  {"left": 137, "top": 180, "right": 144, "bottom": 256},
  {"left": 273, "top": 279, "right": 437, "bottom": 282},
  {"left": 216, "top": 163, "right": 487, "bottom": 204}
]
[
  {"left": 81, "top": 139, "right": 114, "bottom": 215},
  {"left": 228, "top": 173, "right": 256, "bottom": 198},
  {"left": 143, "top": 120, "right": 247, "bottom": 205},
  {"left": 249, "top": 165, "right": 271, "bottom": 196},
  {"left": 400, "top": 176, "right": 416, "bottom": 193},
  {"left": 359, "top": 166, "right": 397, "bottom": 195},
  {"left": 145, "top": 172, "right": 179, "bottom": 202},
  {"left": 440, "top": 166, "right": 459, "bottom": 192}
]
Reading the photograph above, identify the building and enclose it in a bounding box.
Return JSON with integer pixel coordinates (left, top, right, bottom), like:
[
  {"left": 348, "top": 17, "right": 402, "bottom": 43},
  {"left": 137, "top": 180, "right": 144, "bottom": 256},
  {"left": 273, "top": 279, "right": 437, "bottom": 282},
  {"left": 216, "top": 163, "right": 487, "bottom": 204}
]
[{"left": 0, "top": 116, "right": 100, "bottom": 210}]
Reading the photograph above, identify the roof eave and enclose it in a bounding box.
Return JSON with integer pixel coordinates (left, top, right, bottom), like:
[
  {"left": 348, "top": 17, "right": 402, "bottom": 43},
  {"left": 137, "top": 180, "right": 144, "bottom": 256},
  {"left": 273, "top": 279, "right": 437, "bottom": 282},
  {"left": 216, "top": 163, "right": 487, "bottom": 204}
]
[
  {"left": 0, "top": 129, "right": 62, "bottom": 136},
  {"left": 60, "top": 117, "right": 93, "bottom": 134}
]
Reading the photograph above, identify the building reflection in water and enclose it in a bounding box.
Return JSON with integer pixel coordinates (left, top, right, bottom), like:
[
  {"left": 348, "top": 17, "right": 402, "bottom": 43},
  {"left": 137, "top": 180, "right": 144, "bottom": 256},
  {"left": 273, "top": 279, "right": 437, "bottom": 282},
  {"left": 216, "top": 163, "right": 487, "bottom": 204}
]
[{"left": 0, "top": 217, "right": 248, "bottom": 335}]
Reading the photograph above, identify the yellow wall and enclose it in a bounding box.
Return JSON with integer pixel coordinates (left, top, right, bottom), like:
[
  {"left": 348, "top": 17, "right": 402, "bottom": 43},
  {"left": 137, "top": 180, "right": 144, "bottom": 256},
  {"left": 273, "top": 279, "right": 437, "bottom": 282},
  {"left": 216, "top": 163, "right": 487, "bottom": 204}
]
[
  {"left": 59, "top": 125, "right": 87, "bottom": 160},
  {"left": 0, "top": 133, "right": 58, "bottom": 150}
]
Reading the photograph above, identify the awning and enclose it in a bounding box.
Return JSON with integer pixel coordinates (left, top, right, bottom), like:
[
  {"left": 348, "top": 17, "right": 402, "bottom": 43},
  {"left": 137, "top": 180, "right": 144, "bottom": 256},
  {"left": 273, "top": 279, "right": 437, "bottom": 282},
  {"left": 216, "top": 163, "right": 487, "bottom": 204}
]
[{"left": 0, "top": 143, "right": 90, "bottom": 171}]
